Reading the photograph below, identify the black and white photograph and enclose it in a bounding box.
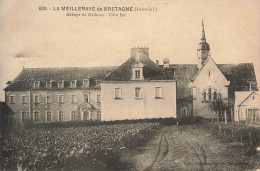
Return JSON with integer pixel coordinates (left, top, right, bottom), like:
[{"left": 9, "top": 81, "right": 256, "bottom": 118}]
[{"left": 0, "top": 0, "right": 259, "bottom": 170}]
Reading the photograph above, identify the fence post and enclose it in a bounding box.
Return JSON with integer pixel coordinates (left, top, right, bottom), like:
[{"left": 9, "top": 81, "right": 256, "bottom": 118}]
[
  {"left": 248, "top": 131, "right": 253, "bottom": 146},
  {"left": 225, "top": 110, "right": 227, "bottom": 125},
  {"left": 217, "top": 111, "right": 219, "bottom": 123},
  {"left": 231, "top": 108, "right": 233, "bottom": 122}
]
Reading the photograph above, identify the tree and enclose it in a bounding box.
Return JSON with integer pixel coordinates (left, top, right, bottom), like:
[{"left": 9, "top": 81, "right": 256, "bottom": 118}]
[{"left": 208, "top": 98, "right": 228, "bottom": 123}]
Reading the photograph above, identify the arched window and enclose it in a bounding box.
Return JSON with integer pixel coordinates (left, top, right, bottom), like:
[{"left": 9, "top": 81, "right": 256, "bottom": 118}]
[
  {"left": 213, "top": 91, "right": 217, "bottom": 101},
  {"left": 202, "top": 87, "right": 221, "bottom": 102},
  {"left": 208, "top": 88, "right": 212, "bottom": 101},
  {"left": 182, "top": 107, "right": 187, "bottom": 117},
  {"left": 203, "top": 92, "right": 206, "bottom": 101}
]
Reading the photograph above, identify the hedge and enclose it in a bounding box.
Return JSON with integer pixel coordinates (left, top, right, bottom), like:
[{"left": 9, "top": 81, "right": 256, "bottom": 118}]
[
  {"left": 205, "top": 122, "right": 260, "bottom": 147},
  {"left": 23, "top": 116, "right": 204, "bottom": 129}
]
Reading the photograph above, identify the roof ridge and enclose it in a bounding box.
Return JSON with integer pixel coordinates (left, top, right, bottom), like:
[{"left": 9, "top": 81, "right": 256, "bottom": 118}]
[{"left": 24, "top": 66, "right": 118, "bottom": 70}]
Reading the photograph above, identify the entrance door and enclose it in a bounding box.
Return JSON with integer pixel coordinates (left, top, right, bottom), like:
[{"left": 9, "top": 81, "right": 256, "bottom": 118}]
[{"left": 83, "top": 111, "right": 89, "bottom": 121}]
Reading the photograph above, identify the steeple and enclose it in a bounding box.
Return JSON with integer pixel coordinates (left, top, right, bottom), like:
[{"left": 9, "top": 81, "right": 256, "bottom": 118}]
[
  {"left": 201, "top": 18, "right": 206, "bottom": 42},
  {"left": 197, "top": 18, "right": 210, "bottom": 69}
]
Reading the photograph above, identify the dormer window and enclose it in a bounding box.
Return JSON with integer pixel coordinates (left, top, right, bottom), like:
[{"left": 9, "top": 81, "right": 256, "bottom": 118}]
[
  {"left": 135, "top": 70, "right": 140, "bottom": 79},
  {"left": 71, "top": 80, "right": 77, "bottom": 88},
  {"left": 131, "top": 61, "right": 144, "bottom": 80},
  {"left": 34, "top": 81, "right": 40, "bottom": 88},
  {"left": 46, "top": 81, "right": 52, "bottom": 88},
  {"left": 83, "top": 79, "right": 89, "bottom": 87},
  {"left": 58, "top": 81, "right": 64, "bottom": 88}
]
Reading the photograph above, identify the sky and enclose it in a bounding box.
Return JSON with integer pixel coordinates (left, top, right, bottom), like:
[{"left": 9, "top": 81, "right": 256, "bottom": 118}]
[{"left": 0, "top": 0, "right": 259, "bottom": 101}]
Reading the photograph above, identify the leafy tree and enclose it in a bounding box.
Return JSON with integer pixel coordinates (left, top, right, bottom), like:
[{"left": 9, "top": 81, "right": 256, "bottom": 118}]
[{"left": 208, "top": 98, "right": 228, "bottom": 123}]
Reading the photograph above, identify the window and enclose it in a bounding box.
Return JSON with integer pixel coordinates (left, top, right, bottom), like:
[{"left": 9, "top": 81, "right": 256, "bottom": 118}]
[
  {"left": 71, "top": 95, "right": 76, "bottom": 103},
  {"left": 213, "top": 91, "right": 217, "bottom": 101},
  {"left": 46, "top": 111, "right": 52, "bottom": 122},
  {"left": 46, "top": 95, "right": 52, "bottom": 104},
  {"left": 97, "top": 95, "right": 101, "bottom": 103},
  {"left": 34, "top": 111, "right": 39, "bottom": 122},
  {"left": 135, "top": 70, "right": 140, "bottom": 79},
  {"left": 97, "top": 111, "right": 101, "bottom": 120},
  {"left": 71, "top": 80, "right": 77, "bottom": 88},
  {"left": 34, "top": 81, "right": 40, "bottom": 88},
  {"left": 46, "top": 81, "right": 52, "bottom": 88},
  {"left": 135, "top": 87, "right": 141, "bottom": 98},
  {"left": 83, "top": 79, "right": 89, "bottom": 87},
  {"left": 202, "top": 88, "right": 221, "bottom": 102},
  {"left": 58, "top": 81, "right": 64, "bottom": 88},
  {"left": 21, "top": 95, "right": 27, "bottom": 104},
  {"left": 84, "top": 94, "right": 89, "bottom": 102},
  {"left": 9, "top": 95, "right": 15, "bottom": 104},
  {"left": 58, "top": 111, "right": 63, "bottom": 122},
  {"left": 96, "top": 81, "right": 100, "bottom": 87},
  {"left": 203, "top": 92, "right": 206, "bottom": 101},
  {"left": 58, "top": 94, "right": 64, "bottom": 103},
  {"left": 208, "top": 88, "right": 212, "bottom": 101},
  {"left": 34, "top": 95, "right": 39, "bottom": 104},
  {"left": 209, "top": 71, "right": 211, "bottom": 77},
  {"left": 21, "top": 111, "right": 27, "bottom": 123},
  {"left": 155, "top": 87, "right": 162, "bottom": 98},
  {"left": 71, "top": 111, "right": 76, "bottom": 121},
  {"left": 115, "top": 88, "right": 122, "bottom": 99}
]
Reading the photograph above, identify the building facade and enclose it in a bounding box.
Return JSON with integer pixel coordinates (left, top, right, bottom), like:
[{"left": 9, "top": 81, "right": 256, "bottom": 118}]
[
  {"left": 4, "top": 67, "right": 116, "bottom": 124},
  {"left": 4, "top": 20, "right": 258, "bottom": 123},
  {"left": 234, "top": 91, "right": 260, "bottom": 124},
  {"left": 101, "top": 48, "right": 176, "bottom": 120},
  {"left": 170, "top": 19, "right": 258, "bottom": 119}
]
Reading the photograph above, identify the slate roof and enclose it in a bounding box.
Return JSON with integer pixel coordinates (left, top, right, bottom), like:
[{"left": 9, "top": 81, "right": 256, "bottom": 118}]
[
  {"left": 4, "top": 67, "right": 117, "bottom": 91},
  {"left": 4, "top": 60, "right": 258, "bottom": 105},
  {"left": 170, "top": 63, "right": 258, "bottom": 104},
  {"left": 171, "top": 64, "right": 199, "bottom": 99},
  {"left": 104, "top": 57, "right": 175, "bottom": 81}
]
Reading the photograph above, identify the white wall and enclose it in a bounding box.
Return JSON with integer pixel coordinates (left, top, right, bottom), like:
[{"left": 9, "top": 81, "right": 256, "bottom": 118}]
[
  {"left": 234, "top": 92, "right": 260, "bottom": 122},
  {"left": 101, "top": 81, "right": 176, "bottom": 120},
  {"left": 193, "top": 58, "right": 229, "bottom": 118}
]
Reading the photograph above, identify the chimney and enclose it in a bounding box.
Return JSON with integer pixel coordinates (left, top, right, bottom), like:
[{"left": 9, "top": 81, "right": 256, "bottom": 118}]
[
  {"left": 250, "top": 81, "right": 252, "bottom": 91},
  {"left": 131, "top": 47, "right": 149, "bottom": 60},
  {"left": 163, "top": 58, "right": 170, "bottom": 68},
  {"left": 156, "top": 60, "right": 159, "bottom": 65}
]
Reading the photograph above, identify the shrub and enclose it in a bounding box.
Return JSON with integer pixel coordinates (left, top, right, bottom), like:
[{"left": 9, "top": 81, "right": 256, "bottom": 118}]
[
  {"left": 205, "top": 122, "right": 260, "bottom": 147},
  {"left": 23, "top": 117, "right": 204, "bottom": 129}
]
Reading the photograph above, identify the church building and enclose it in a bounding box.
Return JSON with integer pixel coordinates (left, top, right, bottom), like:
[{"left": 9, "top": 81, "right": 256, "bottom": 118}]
[{"left": 174, "top": 19, "right": 258, "bottom": 118}]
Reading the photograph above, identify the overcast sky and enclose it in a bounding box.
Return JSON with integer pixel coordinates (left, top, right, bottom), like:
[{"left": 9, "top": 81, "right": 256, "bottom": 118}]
[{"left": 0, "top": 0, "right": 259, "bottom": 101}]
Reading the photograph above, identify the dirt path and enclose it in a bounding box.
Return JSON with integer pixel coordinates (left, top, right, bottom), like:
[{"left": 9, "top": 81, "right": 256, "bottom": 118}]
[{"left": 127, "top": 125, "right": 258, "bottom": 170}]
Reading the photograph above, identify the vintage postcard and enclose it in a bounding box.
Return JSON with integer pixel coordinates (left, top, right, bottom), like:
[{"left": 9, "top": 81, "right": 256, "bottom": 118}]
[{"left": 0, "top": 0, "right": 259, "bottom": 170}]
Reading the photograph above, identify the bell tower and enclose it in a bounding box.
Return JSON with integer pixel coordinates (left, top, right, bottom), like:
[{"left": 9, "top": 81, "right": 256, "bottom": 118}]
[{"left": 197, "top": 19, "right": 210, "bottom": 68}]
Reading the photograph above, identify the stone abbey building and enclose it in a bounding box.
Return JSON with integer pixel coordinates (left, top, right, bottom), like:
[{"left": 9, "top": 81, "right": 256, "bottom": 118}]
[{"left": 4, "top": 20, "right": 258, "bottom": 124}]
